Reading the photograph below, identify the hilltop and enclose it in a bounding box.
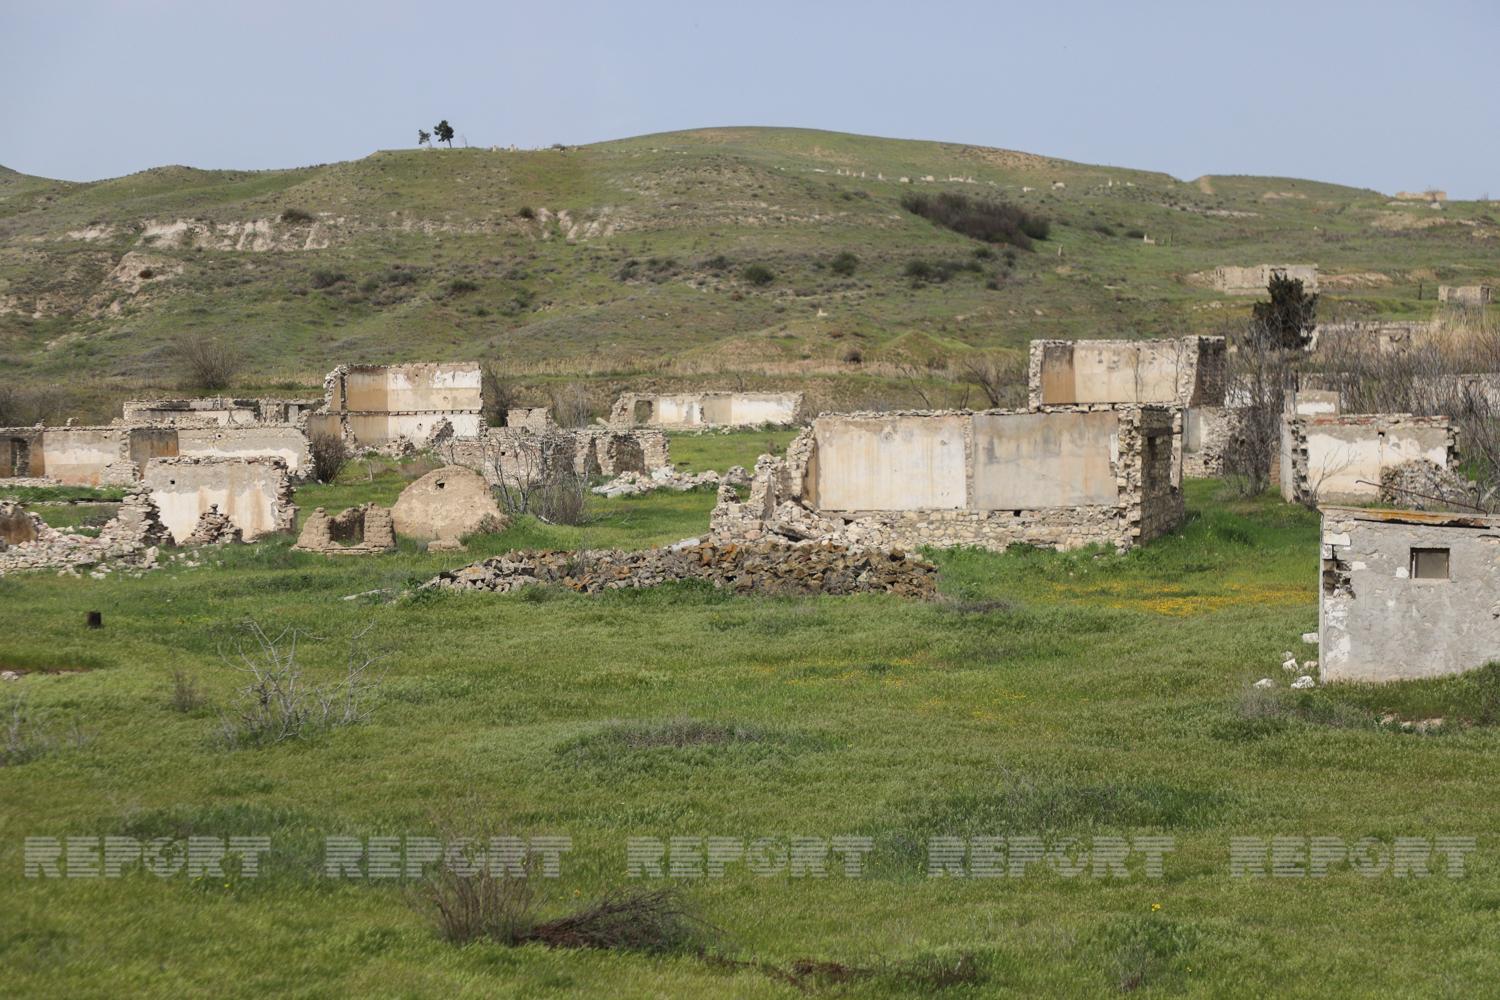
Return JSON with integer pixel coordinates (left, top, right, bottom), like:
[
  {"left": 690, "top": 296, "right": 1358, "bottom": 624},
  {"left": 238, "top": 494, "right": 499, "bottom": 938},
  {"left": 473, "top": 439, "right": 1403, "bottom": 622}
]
[{"left": 2, "top": 127, "right": 1496, "bottom": 416}]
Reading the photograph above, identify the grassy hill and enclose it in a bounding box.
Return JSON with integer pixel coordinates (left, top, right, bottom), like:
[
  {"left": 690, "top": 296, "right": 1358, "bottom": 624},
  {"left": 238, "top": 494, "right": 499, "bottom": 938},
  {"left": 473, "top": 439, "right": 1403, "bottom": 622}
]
[{"left": 3, "top": 127, "right": 1497, "bottom": 418}]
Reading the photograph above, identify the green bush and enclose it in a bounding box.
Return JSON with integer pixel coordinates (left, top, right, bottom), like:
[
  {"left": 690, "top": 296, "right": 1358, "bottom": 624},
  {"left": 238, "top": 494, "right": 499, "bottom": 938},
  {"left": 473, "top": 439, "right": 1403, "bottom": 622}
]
[
  {"left": 830, "top": 252, "right": 859, "bottom": 276},
  {"left": 741, "top": 264, "right": 775, "bottom": 286}
]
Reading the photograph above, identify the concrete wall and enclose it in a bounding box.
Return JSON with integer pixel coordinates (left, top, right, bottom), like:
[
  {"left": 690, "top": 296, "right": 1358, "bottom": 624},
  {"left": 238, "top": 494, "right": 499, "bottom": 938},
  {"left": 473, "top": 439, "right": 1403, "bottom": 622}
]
[
  {"left": 713, "top": 407, "right": 1183, "bottom": 553},
  {"left": 1438, "top": 285, "right": 1492, "bottom": 307},
  {"left": 1213, "top": 264, "right": 1319, "bottom": 295},
  {"left": 1282, "top": 415, "right": 1455, "bottom": 504},
  {"left": 323, "top": 363, "right": 484, "bottom": 447},
  {"left": 143, "top": 457, "right": 295, "bottom": 542},
  {"left": 1321, "top": 508, "right": 1500, "bottom": 682},
  {"left": 1028, "top": 337, "right": 1225, "bottom": 408},
  {"left": 610, "top": 392, "right": 804, "bottom": 429},
  {"left": 36, "top": 428, "right": 126, "bottom": 486},
  {"left": 120, "top": 397, "right": 322, "bottom": 427},
  {"left": 177, "top": 426, "right": 312, "bottom": 478}
]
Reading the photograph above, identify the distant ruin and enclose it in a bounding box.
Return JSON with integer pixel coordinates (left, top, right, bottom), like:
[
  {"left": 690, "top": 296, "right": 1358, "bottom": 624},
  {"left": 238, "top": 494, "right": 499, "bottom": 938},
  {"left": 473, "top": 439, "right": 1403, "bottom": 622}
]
[
  {"left": 315, "top": 362, "right": 485, "bottom": 447},
  {"left": 1280, "top": 413, "right": 1455, "bottom": 505},
  {"left": 1211, "top": 264, "right": 1319, "bottom": 295},
  {"left": 1320, "top": 507, "right": 1500, "bottom": 683},
  {"left": 0, "top": 490, "right": 172, "bottom": 575},
  {"left": 0, "top": 423, "right": 312, "bottom": 485},
  {"left": 1028, "top": 335, "right": 1231, "bottom": 477},
  {"left": 609, "top": 391, "right": 805, "bottom": 429},
  {"left": 712, "top": 407, "right": 1182, "bottom": 553},
  {"left": 1437, "top": 285, "right": 1493, "bottom": 307},
  {"left": 120, "top": 396, "right": 321, "bottom": 427}
]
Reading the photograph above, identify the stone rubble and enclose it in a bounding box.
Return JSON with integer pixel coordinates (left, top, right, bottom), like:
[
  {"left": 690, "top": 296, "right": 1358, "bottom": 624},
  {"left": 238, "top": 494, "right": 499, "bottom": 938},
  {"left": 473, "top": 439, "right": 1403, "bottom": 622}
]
[
  {"left": 0, "top": 488, "right": 172, "bottom": 575},
  {"left": 423, "top": 539, "right": 937, "bottom": 599},
  {"left": 181, "top": 504, "right": 243, "bottom": 546},
  {"left": 293, "top": 504, "right": 397, "bottom": 555},
  {"left": 593, "top": 464, "right": 749, "bottom": 499}
]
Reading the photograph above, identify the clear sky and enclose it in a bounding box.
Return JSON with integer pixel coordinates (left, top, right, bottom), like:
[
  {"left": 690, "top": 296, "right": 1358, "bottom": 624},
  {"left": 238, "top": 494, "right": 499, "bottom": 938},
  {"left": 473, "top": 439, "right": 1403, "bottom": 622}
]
[{"left": 3, "top": 0, "right": 1496, "bottom": 197}]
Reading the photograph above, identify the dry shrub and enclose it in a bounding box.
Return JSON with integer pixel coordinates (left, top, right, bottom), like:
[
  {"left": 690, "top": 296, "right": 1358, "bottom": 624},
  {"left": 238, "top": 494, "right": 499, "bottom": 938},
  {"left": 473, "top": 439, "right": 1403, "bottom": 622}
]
[
  {"left": 308, "top": 432, "right": 350, "bottom": 485},
  {"left": 168, "top": 668, "right": 207, "bottom": 713},
  {"left": 418, "top": 861, "right": 539, "bottom": 945},
  {"left": 480, "top": 363, "right": 516, "bottom": 427},
  {"left": 179, "top": 335, "right": 244, "bottom": 390},
  {"left": 549, "top": 383, "right": 595, "bottom": 428},
  {"left": 527, "top": 888, "right": 704, "bottom": 953}
]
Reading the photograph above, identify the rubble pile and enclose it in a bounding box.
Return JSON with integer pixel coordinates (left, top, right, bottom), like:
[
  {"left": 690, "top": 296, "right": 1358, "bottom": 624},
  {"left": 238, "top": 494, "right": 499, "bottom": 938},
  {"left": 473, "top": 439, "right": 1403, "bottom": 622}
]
[
  {"left": 1379, "top": 459, "right": 1484, "bottom": 512},
  {"left": 593, "top": 465, "right": 749, "bottom": 499},
  {"left": 181, "top": 504, "right": 243, "bottom": 546},
  {"left": 424, "top": 538, "right": 937, "bottom": 598},
  {"left": 0, "top": 489, "right": 171, "bottom": 575}
]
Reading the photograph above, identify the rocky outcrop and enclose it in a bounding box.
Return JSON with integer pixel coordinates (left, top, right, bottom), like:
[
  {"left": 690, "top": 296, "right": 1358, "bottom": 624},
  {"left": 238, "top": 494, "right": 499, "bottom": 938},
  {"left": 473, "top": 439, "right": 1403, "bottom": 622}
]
[{"left": 423, "top": 539, "right": 937, "bottom": 598}]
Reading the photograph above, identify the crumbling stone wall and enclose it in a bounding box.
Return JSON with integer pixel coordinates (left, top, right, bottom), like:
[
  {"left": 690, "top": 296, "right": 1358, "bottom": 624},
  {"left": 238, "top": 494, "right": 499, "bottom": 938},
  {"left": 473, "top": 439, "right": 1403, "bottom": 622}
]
[
  {"left": 143, "top": 456, "right": 297, "bottom": 542},
  {"left": 443, "top": 426, "right": 669, "bottom": 487},
  {"left": 425, "top": 539, "right": 936, "bottom": 598},
  {"left": 1320, "top": 507, "right": 1500, "bottom": 683},
  {"left": 181, "top": 505, "right": 243, "bottom": 546},
  {"left": 609, "top": 391, "right": 805, "bottom": 429},
  {"left": 176, "top": 426, "right": 312, "bottom": 478},
  {"left": 293, "top": 504, "right": 396, "bottom": 555},
  {"left": 1280, "top": 414, "right": 1456, "bottom": 505},
  {"left": 1027, "top": 336, "right": 1226, "bottom": 408},
  {"left": 711, "top": 407, "right": 1182, "bottom": 553},
  {"left": 119, "top": 397, "right": 322, "bottom": 427},
  {"left": 0, "top": 490, "right": 171, "bottom": 575}
]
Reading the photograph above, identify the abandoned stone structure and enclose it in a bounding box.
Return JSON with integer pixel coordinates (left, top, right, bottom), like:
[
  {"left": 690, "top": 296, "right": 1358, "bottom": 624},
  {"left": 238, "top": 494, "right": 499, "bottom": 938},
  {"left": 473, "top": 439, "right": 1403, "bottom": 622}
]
[
  {"left": 711, "top": 408, "right": 1182, "bottom": 553},
  {"left": 443, "top": 426, "right": 670, "bottom": 488},
  {"left": 0, "top": 423, "right": 312, "bottom": 484},
  {"left": 609, "top": 391, "right": 805, "bottom": 429},
  {"left": 425, "top": 539, "right": 937, "bottom": 598},
  {"left": 181, "top": 505, "right": 243, "bottom": 546},
  {"left": 0, "top": 490, "right": 171, "bottom": 575},
  {"left": 293, "top": 504, "right": 397, "bottom": 555},
  {"left": 1437, "top": 285, "right": 1493, "bottom": 307},
  {"left": 391, "top": 466, "right": 507, "bottom": 550},
  {"left": 143, "top": 456, "right": 297, "bottom": 542},
  {"left": 1310, "top": 319, "right": 1432, "bottom": 354},
  {"left": 1320, "top": 507, "right": 1500, "bottom": 683},
  {"left": 316, "top": 363, "right": 484, "bottom": 447},
  {"left": 1280, "top": 413, "right": 1456, "bottom": 505},
  {"left": 1290, "top": 390, "right": 1341, "bottom": 417},
  {"left": 1211, "top": 264, "right": 1319, "bottom": 295},
  {"left": 120, "top": 396, "right": 321, "bottom": 427},
  {"left": 1027, "top": 336, "right": 1232, "bottom": 477}
]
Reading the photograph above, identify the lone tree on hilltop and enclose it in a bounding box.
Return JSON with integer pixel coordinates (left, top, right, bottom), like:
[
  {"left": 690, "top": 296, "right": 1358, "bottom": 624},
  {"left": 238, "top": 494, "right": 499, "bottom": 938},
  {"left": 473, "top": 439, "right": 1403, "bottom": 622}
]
[
  {"left": 433, "top": 120, "right": 455, "bottom": 148},
  {"left": 1252, "top": 273, "right": 1319, "bottom": 351},
  {"left": 417, "top": 128, "right": 431, "bottom": 147}
]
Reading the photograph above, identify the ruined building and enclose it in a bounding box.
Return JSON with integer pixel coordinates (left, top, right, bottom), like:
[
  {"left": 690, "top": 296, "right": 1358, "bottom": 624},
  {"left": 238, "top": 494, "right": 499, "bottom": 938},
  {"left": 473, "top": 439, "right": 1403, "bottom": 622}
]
[
  {"left": 1437, "top": 285, "right": 1493, "bottom": 308},
  {"left": 1211, "top": 264, "right": 1319, "bottom": 295},
  {"left": 1028, "top": 335, "right": 1231, "bottom": 477},
  {"left": 1279, "top": 413, "right": 1456, "bottom": 505},
  {"left": 120, "top": 396, "right": 322, "bottom": 427},
  {"left": 711, "top": 408, "right": 1182, "bottom": 553},
  {"left": 314, "top": 363, "right": 485, "bottom": 447},
  {"left": 1320, "top": 507, "right": 1500, "bottom": 683},
  {"left": 1, "top": 423, "right": 311, "bottom": 484},
  {"left": 143, "top": 456, "right": 297, "bottom": 542},
  {"left": 609, "top": 391, "right": 805, "bottom": 429}
]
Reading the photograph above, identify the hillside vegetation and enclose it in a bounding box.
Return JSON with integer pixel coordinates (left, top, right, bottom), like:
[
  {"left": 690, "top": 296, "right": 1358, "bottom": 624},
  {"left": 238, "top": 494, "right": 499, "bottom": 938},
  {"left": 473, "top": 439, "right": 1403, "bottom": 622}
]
[{"left": 2, "top": 127, "right": 1496, "bottom": 418}]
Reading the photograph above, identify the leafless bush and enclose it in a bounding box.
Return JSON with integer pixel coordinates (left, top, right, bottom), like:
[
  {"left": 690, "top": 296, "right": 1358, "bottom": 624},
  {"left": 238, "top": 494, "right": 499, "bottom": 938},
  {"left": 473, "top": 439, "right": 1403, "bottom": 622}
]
[
  {"left": 417, "top": 856, "right": 540, "bottom": 944},
  {"left": 168, "top": 668, "right": 207, "bottom": 713},
  {"left": 1313, "top": 315, "right": 1500, "bottom": 508},
  {"left": 215, "top": 620, "right": 388, "bottom": 749},
  {"left": 2, "top": 694, "right": 52, "bottom": 766},
  {"left": 481, "top": 363, "right": 517, "bottom": 427},
  {"left": 1223, "top": 322, "right": 1297, "bottom": 496},
  {"left": 464, "top": 431, "right": 593, "bottom": 526},
  {"left": 957, "top": 354, "right": 1025, "bottom": 408},
  {"left": 549, "top": 382, "right": 594, "bottom": 428},
  {"left": 178, "top": 335, "right": 244, "bottom": 390},
  {"left": 308, "top": 432, "right": 351, "bottom": 484},
  {"left": 527, "top": 888, "right": 704, "bottom": 953}
]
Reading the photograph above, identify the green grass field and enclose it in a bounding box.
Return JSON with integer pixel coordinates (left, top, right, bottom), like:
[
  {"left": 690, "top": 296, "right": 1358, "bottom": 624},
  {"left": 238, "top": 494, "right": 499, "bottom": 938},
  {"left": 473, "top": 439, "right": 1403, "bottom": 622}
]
[{"left": 4, "top": 437, "right": 1500, "bottom": 997}]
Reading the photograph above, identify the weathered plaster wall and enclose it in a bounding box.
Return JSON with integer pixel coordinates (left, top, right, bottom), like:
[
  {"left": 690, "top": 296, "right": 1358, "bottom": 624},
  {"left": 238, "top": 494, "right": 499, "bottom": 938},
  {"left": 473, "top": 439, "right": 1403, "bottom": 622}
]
[
  {"left": 1321, "top": 508, "right": 1500, "bottom": 683},
  {"left": 1212, "top": 264, "right": 1319, "bottom": 295},
  {"left": 177, "top": 426, "right": 312, "bottom": 478},
  {"left": 713, "top": 407, "right": 1182, "bottom": 553},
  {"left": 1282, "top": 415, "right": 1455, "bottom": 504},
  {"left": 610, "top": 392, "right": 804, "bottom": 428},
  {"left": 323, "top": 363, "right": 484, "bottom": 446},
  {"left": 143, "top": 457, "right": 296, "bottom": 542},
  {"left": 1437, "top": 285, "right": 1493, "bottom": 307},
  {"left": 1027, "top": 337, "right": 1225, "bottom": 408}
]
